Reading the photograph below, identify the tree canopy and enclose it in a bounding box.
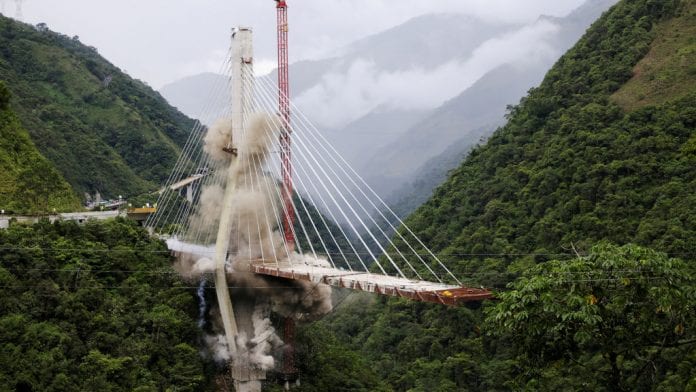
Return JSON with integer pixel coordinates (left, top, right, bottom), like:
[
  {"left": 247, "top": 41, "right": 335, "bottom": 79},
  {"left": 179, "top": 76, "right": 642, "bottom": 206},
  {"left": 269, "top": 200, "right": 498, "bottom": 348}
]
[
  {"left": 319, "top": 1, "right": 696, "bottom": 390},
  {"left": 486, "top": 243, "right": 696, "bottom": 390},
  {"left": 0, "top": 80, "right": 80, "bottom": 213},
  {"left": 0, "top": 219, "right": 213, "bottom": 391}
]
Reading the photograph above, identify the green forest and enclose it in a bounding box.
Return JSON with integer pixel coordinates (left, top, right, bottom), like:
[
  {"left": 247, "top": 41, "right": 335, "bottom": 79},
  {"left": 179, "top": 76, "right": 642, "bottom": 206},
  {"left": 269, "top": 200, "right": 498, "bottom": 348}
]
[
  {"left": 0, "top": 81, "right": 79, "bottom": 213},
  {"left": 0, "top": 219, "right": 212, "bottom": 391},
  {"left": 0, "top": 0, "right": 695, "bottom": 390},
  {"left": 314, "top": 0, "right": 696, "bottom": 390},
  {"left": 0, "top": 15, "right": 196, "bottom": 199}
]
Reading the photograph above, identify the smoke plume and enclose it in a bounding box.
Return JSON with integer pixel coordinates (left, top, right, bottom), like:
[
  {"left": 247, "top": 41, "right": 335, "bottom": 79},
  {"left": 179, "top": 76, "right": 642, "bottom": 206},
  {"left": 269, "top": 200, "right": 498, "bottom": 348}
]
[{"left": 173, "top": 113, "right": 333, "bottom": 374}]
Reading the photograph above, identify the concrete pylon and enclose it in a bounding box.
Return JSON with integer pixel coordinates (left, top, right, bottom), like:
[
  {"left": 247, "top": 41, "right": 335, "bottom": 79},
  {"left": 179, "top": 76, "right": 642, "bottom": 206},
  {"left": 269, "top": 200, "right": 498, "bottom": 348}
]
[
  {"left": 185, "top": 184, "right": 194, "bottom": 203},
  {"left": 210, "top": 27, "right": 266, "bottom": 391}
]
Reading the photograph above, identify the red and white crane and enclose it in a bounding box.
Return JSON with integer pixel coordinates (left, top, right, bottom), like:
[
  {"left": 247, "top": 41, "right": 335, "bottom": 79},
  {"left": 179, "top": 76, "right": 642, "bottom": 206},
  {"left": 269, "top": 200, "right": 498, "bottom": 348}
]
[{"left": 274, "top": 1, "right": 300, "bottom": 389}]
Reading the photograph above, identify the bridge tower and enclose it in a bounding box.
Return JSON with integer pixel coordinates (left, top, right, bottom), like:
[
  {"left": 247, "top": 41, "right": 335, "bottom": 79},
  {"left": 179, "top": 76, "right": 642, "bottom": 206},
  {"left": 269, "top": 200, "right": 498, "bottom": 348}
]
[
  {"left": 276, "top": 0, "right": 293, "bottom": 251},
  {"left": 211, "top": 27, "right": 266, "bottom": 391}
]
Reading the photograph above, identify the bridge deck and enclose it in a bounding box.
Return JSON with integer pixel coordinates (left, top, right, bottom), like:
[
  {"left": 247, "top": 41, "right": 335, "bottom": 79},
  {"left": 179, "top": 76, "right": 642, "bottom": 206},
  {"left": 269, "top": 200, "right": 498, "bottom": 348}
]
[
  {"left": 252, "top": 263, "right": 492, "bottom": 305},
  {"left": 164, "top": 173, "right": 207, "bottom": 193},
  {"left": 165, "top": 239, "right": 492, "bottom": 305}
]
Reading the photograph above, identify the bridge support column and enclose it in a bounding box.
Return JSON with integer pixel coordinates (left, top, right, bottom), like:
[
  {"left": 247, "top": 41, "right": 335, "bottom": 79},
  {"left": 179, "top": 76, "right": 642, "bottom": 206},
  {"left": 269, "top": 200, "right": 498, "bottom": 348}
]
[
  {"left": 185, "top": 183, "right": 194, "bottom": 203},
  {"left": 211, "top": 27, "right": 262, "bottom": 390}
]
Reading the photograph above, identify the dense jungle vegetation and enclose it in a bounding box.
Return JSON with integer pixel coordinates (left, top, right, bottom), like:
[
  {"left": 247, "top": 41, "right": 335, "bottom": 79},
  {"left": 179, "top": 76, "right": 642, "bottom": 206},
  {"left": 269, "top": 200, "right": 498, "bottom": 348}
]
[
  {"left": 1, "top": 0, "right": 695, "bottom": 390},
  {"left": 314, "top": 0, "right": 696, "bottom": 390},
  {"left": 0, "top": 15, "right": 196, "bottom": 199},
  {"left": 0, "top": 217, "right": 391, "bottom": 392},
  {"left": 0, "top": 219, "right": 213, "bottom": 391}
]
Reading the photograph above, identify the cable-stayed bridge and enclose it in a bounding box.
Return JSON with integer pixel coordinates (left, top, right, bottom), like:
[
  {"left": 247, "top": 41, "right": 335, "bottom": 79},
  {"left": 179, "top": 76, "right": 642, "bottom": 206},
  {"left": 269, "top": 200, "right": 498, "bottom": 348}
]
[
  {"left": 147, "top": 31, "right": 490, "bottom": 307},
  {"left": 147, "top": 2, "right": 490, "bottom": 390}
]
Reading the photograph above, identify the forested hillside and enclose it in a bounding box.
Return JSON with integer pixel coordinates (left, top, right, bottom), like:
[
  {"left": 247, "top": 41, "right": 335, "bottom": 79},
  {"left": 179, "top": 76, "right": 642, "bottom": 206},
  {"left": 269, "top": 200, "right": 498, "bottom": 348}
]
[
  {"left": 0, "top": 15, "right": 196, "bottom": 199},
  {"left": 397, "top": 0, "right": 695, "bottom": 280},
  {"left": 0, "top": 81, "right": 79, "bottom": 213},
  {"left": 0, "top": 219, "right": 212, "bottom": 391},
  {"left": 318, "top": 0, "right": 696, "bottom": 390}
]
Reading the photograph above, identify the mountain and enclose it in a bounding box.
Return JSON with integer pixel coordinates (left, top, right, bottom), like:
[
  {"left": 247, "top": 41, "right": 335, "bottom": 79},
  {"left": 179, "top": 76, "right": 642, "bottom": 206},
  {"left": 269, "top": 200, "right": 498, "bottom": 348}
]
[
  {"left": 0, "top": 16, "right": 196, "bottom": 199},
  {"left": 368, "top": 0, "right": 619, "bottom": 205},
  {"left": 332, "top": 13, "right": 515, "bottom": 72},
  {"left": 323, "top": 107, "right": 431, "bottom": 166},
  {"left": 159, "top": 13, "right": 516, "bottom": 161},
  {"left": 292, "top": 2, "right": 618, "bottom": 204},
  {"left": 317, "top": 0, "right": 696, "bottom": 390},
  {"left": 285, "top": 14, "right": 518, "bottom": 179},
  {"left": 363, "top": 63, "right": 534, "bottom": 198},
  {"left": 159, "top": 72, "right": 228, "bottom": 126},
  {"left": 0, "top": 81, "right": 80, "bottom": 213},
  {"left": 161, "top": 4, "right": 620, "bottom": 211},
  {"left": 385, "top": 125, "right": 493, "bottom": 218},
  {"left": 398, "top": 0, "right": 695, "bottom": 268}
]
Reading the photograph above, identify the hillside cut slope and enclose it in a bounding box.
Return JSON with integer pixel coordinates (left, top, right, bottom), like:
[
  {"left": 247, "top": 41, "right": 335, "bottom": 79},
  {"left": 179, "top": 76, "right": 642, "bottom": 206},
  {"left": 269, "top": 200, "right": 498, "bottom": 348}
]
[
  {"left": 320, "top": 1, "right": 696, "bottom": 390},
  {"left": 0, "top": 16, "right": 196, "bottom": 199}
]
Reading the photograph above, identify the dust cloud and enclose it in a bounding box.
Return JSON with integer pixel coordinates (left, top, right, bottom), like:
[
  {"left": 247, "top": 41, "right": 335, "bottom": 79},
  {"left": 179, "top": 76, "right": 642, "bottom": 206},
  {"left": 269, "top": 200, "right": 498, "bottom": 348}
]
[{"left": 171, "top": 113, "right": 333, "bottom": 377}]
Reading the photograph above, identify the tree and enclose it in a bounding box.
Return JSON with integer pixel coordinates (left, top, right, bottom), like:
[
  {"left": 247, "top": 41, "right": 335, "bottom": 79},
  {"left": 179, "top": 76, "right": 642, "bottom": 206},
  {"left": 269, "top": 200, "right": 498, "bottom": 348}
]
[
  {"left": 13, "top": 158, "right": 65, "bottom": 213},
  {"left": 485, "top": 243, "right": 696, "bottom": 391},
  {"left": 0, "top": 80, "right": 10, "bottom": 110},
  {"left": 0, "top": 219, "right": 212, "bottom": 390}
]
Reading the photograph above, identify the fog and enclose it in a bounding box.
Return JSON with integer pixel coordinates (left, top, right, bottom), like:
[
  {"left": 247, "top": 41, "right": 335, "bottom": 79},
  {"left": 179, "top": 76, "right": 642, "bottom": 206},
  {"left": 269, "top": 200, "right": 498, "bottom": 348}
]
[
  {"left": 295, "top": 20, "right": 561, "bottom": 129},
  {"left": 13, "top": 0, "right": 584, "bottom": 88}
]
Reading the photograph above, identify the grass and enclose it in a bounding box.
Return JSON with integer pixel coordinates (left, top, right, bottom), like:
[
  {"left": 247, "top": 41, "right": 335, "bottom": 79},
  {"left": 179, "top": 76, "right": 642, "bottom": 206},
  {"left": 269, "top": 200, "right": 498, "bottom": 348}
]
[{"left": 611, "top": 0, "right": 696, "bottom": 111}]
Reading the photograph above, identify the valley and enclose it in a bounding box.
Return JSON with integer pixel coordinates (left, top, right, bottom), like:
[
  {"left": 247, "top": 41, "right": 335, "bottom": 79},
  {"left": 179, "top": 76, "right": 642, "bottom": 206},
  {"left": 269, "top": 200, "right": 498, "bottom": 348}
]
[{"left": 0, "top": 0, "right": 694, "bottom": 391}]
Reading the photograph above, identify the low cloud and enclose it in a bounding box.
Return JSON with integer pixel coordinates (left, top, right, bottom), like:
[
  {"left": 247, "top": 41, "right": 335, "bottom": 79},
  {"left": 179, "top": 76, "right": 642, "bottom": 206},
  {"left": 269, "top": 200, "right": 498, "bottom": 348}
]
[{"left": 295, "top": 20, "right": 561, "bottom": 129}]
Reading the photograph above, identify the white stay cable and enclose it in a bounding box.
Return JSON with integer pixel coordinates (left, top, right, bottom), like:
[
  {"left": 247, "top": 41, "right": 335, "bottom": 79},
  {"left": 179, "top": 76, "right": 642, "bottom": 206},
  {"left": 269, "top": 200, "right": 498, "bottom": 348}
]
[
  {"left": 238, "top": 71, "right": 308, "bottom": 259},
  {"left": 250, "top": 71, "right": 365, "bottom": 268},
  {"left": 246, "top": 83, "right": 343, "bottom": 268},
  {"left": 152, "top": 50, "right": 232, "bottom": 225},
  {"left": 252, "top": 74, "right": 387, "bottom": 276},
  {"left": 291, "top": 125, "right": 425, "bottom": 280},
  {"left": 258, "top": 74, "right": 462, "bottom": 285},
  {"left": 148, "top": 121, "right": 205, "bottom": 229},
  {"left": 150, "top": 52, "right": 233, "bottom": 231},
  {"left": 249, "top": 74, "right": 363, "bottom": 272},
  {"left": 187, "top": 106, "right": 234, "bottom": 245},
  {"left": 241, "top": 86, "right": 297, "bottom": 266},
  {"left": 240, "top": 89, "right": 287, "bottom": 266},
  {"left": 254, "top": 75, "right": 412, "bottom": 278},
  {"left": 245, "top": 77, "right": 353, "bottom": 270},
  {"left": 176, "top": 101, "right": 232, "bottom": 242},
  {"left": 239, "top": 67, "right": 313, "bottom": 261}
]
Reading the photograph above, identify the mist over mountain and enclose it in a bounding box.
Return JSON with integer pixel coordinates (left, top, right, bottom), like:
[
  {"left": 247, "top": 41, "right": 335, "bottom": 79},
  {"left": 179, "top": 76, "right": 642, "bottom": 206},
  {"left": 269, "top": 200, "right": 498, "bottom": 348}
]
[
  {"left": 319, "top": 0, "right": 696, "bottom": 389},
  {"left": 160, "top": 0, "right": 617, "bottom": 219},
  {"left": 159, "top": 72, "right": 228, "bottom": 126},
  {"left": 366, "top": 0, "right": 619, "bottom": 206},
  {"left": 293, "top": 14, "right": 517, "bottom": 129},
  {"left": 364, "top": 63, "right": 535, "bottom": 198},
  {"left": 160, "top": 13, "right": 515, "bottom": 124}
]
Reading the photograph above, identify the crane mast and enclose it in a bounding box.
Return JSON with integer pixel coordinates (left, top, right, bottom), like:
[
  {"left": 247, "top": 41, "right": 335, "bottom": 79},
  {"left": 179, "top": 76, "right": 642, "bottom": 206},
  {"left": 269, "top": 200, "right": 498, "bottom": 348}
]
[{"left": 275, "top": 2, "right": 299, "bottom": 389}]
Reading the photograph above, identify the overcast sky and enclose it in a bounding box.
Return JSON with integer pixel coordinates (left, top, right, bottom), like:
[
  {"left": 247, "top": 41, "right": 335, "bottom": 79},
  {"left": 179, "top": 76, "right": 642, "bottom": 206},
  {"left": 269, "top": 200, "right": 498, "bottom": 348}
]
[{"left": 7, "top": 0, "right": 585, "bottom": 88}]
